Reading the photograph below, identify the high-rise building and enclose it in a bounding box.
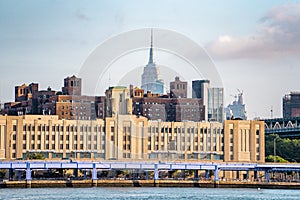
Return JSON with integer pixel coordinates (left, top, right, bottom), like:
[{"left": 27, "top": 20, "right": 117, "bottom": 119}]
[
  {"left": 141, "top": 30, "right": 164, "bottom": 95},
  {"left": 192, "top": 80, "right": 224, "bottom": 122},
  {"left": 283, "top": 92, "right": 300, "bottom": 118},
  {"left": 208, "top": 88, "right": 224, "bottom": 123},
  {"left": 192, "top": 80, "right": 210, "bottom": 121},
  {"left": 170, "top": 77, "right": 187, "bottom": 98}
]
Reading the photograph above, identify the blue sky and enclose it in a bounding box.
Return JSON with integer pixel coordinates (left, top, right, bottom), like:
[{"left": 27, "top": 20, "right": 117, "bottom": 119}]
[{"left": 0, "top": 0, "right": 299, "bottom": 119}]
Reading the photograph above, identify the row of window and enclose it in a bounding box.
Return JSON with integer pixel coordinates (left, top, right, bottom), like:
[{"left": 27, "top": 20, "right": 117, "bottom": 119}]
[
  {"left": 148, "top": 127, "right": 222, "bottom": 134},
  {"left": 20, "top": 125, "right": 105, "bottom": 132}
]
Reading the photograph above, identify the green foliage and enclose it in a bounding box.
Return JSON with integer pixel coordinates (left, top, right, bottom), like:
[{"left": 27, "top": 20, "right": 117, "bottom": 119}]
[
  {"left": 28, "top": 153, "right": 45, "bottom": 160},
  {"left": 265, "top": 134, "right": 300, "bottom": 163},
  {"left": 265, "top": 155, "right": 288, "bottom": 163}
]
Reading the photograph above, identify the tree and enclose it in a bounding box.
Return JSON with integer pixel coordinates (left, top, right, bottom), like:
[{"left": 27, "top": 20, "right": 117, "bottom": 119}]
[
  {"left": 265, "top": 134, "right": 300, "bottom": 163},
  {"left": 265, "top": 155, "right": 288, "bottom": 163}
]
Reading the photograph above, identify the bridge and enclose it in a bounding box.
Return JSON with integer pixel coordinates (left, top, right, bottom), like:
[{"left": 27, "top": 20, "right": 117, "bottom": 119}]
[
  {"left": 264, "top": 117, "right": 300, "bottom": 138},
  {"left": 1, "top": 161, "right": 300, "bottom": 182}
]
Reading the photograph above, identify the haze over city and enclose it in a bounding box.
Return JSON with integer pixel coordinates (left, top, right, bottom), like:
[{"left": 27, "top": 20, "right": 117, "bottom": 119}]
[{"left": 1, "top": 0, "right": 300, "bottom": 119}]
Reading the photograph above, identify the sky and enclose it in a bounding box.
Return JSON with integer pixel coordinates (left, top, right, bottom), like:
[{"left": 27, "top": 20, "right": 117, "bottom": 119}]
[{"left": 0, "top": 0, "right": 299, "bottom": 119}]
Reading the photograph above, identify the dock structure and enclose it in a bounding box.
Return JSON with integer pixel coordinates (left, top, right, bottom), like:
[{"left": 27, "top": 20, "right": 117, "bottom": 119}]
[{"left": 1, "top": 161, "right": 300, "bottom": 182}]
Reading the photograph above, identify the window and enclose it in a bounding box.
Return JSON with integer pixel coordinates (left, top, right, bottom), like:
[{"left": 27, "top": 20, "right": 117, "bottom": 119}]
[
  {"left": 230, "top": 155, "right": 234, "bottom": 160},
  {"left": 256, "top": 130, "right": 260, "bottom": 135}
]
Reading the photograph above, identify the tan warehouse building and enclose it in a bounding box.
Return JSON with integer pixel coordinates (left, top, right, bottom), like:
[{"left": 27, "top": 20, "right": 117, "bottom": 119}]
[{"left": 0, "top": 114, "right": 264, "bottom": 163}]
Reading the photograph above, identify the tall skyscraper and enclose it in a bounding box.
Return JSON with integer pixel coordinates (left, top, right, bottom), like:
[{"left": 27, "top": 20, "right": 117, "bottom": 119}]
[{"left": 141, "top": 30, "right": 164, "bottom": 95}]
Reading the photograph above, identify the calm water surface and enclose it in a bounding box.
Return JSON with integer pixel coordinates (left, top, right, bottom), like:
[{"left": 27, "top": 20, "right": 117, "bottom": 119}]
[{"left": 1, "top": 187, "right": 299, "bottom": 200}]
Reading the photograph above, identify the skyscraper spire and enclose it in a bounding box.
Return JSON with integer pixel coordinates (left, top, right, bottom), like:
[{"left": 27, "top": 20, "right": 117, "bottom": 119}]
[{"left": 148, "top": 29, "right": 153, "bottom": 64}]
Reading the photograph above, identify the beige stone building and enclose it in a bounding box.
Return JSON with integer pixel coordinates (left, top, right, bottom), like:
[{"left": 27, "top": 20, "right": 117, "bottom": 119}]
[
  {"left": 0, "top": 115, "right": 106, "bottom": 160},
  {"left": 0, "top": 114, "right": 264, "bottom": 164},
  {"left": 224, "top": 120, "right": 265, "bottom": 163}
]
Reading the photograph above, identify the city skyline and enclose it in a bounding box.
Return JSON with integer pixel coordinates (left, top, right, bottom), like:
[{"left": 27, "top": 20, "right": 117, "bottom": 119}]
[{"left": 1, "top": 0, "right": 300, "bottom": 119}]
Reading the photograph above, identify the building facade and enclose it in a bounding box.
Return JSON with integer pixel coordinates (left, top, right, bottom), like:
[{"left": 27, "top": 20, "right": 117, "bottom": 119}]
[
  {"left": 0, "top": 114, "right": 264, "bottom": 164},
  {"left": 223, "top": 120, "right": 265, "bottom": 162},
  {"left": 130, "top": 87, "right": 205, "bottom": 122},
  {"left": 283, "top": 92, "right": 300, "bottom": 118},
  {"left": 4, "top": 75, "right": 100, "bottom": 120},
  {"left": 170, "top": 77, "right": 187, "bottom": 98},
  {"left": 192, "top": 80, "right": 224, "bottom": 123},
  {"left": 208, "top": 88, "right": 224, "bottom": 123}
]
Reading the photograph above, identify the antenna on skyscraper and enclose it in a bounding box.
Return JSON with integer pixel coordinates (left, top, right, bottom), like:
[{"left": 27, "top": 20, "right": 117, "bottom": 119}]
[{"left": 148, "top": 28, "right": 154, "bottom": 64}]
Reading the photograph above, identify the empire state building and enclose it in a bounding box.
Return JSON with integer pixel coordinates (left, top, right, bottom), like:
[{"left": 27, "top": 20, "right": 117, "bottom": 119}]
[{"left": 141, "top": 31, "right": 164, "bottom": 95}]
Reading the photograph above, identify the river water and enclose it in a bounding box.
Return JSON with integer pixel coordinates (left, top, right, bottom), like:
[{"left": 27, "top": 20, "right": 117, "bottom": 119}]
[{"left": 1, "top": 187, "right": 299, "bottom": 200}]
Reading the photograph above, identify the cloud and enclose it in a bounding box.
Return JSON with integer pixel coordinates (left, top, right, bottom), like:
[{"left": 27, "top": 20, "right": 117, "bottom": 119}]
[
  {"left": 206, "top": 3, "right": 300, "bottom": 59},
  {"left": 75, "top": 9, "right": 90, "bottom": 21}
]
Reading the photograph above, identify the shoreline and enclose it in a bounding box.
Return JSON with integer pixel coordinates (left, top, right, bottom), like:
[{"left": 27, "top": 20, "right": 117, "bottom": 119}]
[{"left": 1, "top": 180, "right": 300, "bottom": 189}]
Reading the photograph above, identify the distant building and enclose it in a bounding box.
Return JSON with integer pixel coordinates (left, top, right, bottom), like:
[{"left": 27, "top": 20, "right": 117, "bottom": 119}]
[
  {"left": 104, "top": 86, "right": 132, "bottom": 118},
  {"left": 192, "top": 80, "right": 210, "bottom": 121},
  {"left": 192, "top": 80, "right": 224, "bottom": 123},
  {"left": 283, "top": 92, "right": 300, "bottom": 118},
  {"left": 62, "top": 75, "right": 82, "bottom": 96},
  {"left": 4, "top": 75, "right": 99, "bottom": 120},
  {"left": 208, "top": 88, "right": 224, "bottom": 123},
  {"left": 141, "top": 30, "right": 164, "bottom": 95},
  {"left": 225, "top": 92, "right": 247, "bottom": 120},
  {"left": 170, "top": 76, "right": 187, "bottom": 98},
  {"left": 131, "top": 86, "right": 205, "bottom": 122}
]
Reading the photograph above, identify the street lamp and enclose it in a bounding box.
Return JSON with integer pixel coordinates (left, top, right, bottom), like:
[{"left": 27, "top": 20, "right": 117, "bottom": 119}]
[{"left": 273, "top": 136, "right": 279, "bottom": 163}]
